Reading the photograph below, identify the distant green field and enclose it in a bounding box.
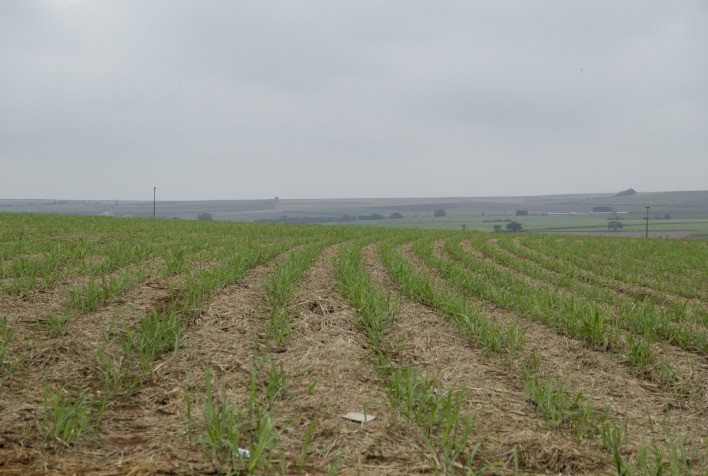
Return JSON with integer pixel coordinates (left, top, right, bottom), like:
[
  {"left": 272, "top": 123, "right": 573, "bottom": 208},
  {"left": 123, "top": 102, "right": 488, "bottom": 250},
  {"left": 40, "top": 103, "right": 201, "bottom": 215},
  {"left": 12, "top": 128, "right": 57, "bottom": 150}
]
[
  {"left": 2, "top": 190, "right": 707, "bottom": 237},
  {"left": 336, "top": 213, "right": 708, "bottom": 236}
]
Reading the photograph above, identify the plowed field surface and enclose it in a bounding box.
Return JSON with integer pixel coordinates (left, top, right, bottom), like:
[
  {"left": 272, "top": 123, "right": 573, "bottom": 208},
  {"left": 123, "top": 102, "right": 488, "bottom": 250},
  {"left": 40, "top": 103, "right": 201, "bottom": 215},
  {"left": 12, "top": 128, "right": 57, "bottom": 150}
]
[{"left": 1, "top": 214, "right": 706, "bottom": 474}]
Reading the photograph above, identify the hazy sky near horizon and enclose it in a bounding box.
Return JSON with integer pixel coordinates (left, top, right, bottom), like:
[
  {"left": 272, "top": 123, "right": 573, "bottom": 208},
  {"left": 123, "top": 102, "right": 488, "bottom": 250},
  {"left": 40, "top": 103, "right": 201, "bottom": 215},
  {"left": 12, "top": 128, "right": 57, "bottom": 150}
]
[{"left": 1, "top": 1, "right": 707, "bottom": 201}]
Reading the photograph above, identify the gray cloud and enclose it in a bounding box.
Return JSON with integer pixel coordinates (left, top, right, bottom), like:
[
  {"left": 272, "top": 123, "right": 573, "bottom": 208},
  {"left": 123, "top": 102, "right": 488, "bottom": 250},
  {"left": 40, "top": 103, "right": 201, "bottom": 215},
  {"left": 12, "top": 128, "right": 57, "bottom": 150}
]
[{"left": 1, "top": 0, "right": 707, "bottom": 200}]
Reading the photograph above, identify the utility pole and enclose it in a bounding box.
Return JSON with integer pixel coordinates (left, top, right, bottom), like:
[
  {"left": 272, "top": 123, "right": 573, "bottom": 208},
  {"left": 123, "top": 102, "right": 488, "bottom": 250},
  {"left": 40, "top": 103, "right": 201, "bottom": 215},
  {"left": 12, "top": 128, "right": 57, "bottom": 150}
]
[
  {"left": 153, "top": 187, "right": 157, "bottom": 219},
  {"left": 645, "top": 206, "right": 650, "bottom": 238}
]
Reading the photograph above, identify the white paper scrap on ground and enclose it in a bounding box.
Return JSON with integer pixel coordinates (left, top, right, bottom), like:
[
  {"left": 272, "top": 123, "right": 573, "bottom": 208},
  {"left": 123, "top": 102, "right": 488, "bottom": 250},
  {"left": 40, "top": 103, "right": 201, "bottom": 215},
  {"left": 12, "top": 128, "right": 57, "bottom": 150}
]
[
  {"left": 237, "top": 448, "right": 250, "bottom": 458},
  {"left": 342, "top": 412, "right": 376, "bottom": 423}
]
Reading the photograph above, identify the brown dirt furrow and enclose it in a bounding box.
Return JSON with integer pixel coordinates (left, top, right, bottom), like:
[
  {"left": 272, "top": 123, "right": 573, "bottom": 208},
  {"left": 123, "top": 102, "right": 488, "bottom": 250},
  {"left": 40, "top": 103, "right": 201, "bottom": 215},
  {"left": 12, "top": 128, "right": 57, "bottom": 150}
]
[
  {"left": 91, "top": 252, "right": 287, "bottom": 474},
  {"left": 363, "top": 243, "right": 614, "bottom": 475},
  {"left": 270, "top": 244, "right": 429, "bottom": 474},
  {"left": 415, "top": 240, "right": 707, "bottom": 462}
]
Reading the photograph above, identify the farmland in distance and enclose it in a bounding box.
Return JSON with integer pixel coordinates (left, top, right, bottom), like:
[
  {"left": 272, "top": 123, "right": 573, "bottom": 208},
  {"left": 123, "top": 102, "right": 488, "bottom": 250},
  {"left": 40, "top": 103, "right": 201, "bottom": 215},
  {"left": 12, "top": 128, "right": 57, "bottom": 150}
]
[
  {"left": 3, "top": 190, "right": 708, "bottom": 237},
  {"left": 0, "top": 213, "right": 706, "bottom": 474}
]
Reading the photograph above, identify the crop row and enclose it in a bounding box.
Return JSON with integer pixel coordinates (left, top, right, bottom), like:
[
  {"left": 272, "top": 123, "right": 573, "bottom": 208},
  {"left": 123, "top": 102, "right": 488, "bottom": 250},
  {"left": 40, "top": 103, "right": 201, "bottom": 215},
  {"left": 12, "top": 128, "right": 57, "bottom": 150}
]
[
  {"left": 417, "top": 237, "right": 698, "bottom": 392},
  {"left": 374, "top": 240, "right": 701, "bottom": 474},
  {"left": 517, "top": 234, "right": 708, "bottom": 301},
  {"left": 468, "top": 235, "right": 707, "bottom": 350},
  {"left": 492, "top": 236, "right": 708, "bottom": 329}
]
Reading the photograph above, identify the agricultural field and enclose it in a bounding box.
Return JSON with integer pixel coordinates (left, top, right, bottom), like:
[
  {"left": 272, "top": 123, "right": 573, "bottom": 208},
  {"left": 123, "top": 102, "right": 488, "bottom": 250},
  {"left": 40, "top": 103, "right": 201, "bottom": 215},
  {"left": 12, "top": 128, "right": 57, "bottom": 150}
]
[
  {"left": 0, "top": 213, "right": 706, "bottom": 474},
  {"left": 3, "top": 191, "right": 708, "bottom": 237}
]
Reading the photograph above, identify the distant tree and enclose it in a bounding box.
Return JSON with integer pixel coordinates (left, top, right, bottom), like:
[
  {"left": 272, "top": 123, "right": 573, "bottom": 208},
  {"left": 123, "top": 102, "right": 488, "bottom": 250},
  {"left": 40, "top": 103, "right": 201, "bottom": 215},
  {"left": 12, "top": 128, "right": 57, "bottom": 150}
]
[
  {"left": 433, "top": 208, "right": 446, "bottom": 217},
  {"left": 593, "top": 206, "right": 613, "bottom": 213},
  {"left": 371, "top": 213, "right": 384, "bottom": 220},
  {"left": 389, "top": 212, "right": 403, "bottom": 219},
  {"left": 197, "top": 212, "right": 214, "bottom": 221},
  {"left": 616, "top": 188, "right": 637, "bottom": 197},
  {"left": 515, "top": 210, "right": 528, "bottom": 216},
  {"left": 506, "top": 221, "right": 523, "bottom": 232},
  {"left": 493, "top": 225, "right": 503, "bottom": 232},
  {"left": 664, "top": 214, "right": 671, "bottom": 220},
  {"left": 461, "top": 224, "right": 467, "bottom": 230},
  {"left": 608, "top": 220, "right": 624, "bottom": 231}
]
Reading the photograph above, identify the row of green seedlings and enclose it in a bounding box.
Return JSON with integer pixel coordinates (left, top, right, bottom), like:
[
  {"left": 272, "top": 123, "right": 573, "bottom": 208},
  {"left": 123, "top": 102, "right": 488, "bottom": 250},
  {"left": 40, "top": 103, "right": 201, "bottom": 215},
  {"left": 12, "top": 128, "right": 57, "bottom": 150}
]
[
  {"left": 519, "top": 234, "right": 707, "bottom": 302},
  {"left": 3, "top": 226, "right": 237, "bottom": 296},
  {"left": 190, "top": 243, "right": 331, "bottom": 473},
  {"left": 38, "top": 237, "right": 242, "bottom": 338},
  {"left": 0, "top": 214, "right": 276, "bottom": 294},
  {"left": 494, "top": 235, "right": 708, "bottom": 332},
  {"left": 189, "top": 360, "right": 295, "bottom": 474},
  {"left": 39, "top": 240, "right": 293, "bottom": 449},
  {"left": 381, "top": 239, "right": 704, "bottom": 475},
  {"left": 514, "top": 236, "right": 708, "bottom": 330},
  {"left": 423, "top": 237, "right": 689, "bottom": 393},
  {"left": 497, "top": 235, "right": 707, "bottom": 328},
  {"left": 336, "top": 241, "right": 485, "bottom": 474},
  {"left": 0, "top": 213, "right": 190, "bottom": 260},
  {"left": 262, "top": 242, "right": 328, "bottom": 347},
  {"left": 460, "top": 236, "right": 693, "bottom": 389},
  {"left": 482, "top": 236, "right": 707, "bottom": 351},
  {"left": 2, "top": 236, "right": 167, "bottom": 295}
]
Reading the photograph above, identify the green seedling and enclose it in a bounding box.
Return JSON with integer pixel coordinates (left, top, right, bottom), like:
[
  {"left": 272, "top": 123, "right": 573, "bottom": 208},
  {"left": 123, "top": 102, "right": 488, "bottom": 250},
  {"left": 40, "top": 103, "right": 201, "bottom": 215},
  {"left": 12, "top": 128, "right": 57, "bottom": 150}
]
[
  {"left": 42, "top": 388, "right": 94, "bottom": 447},
  {"left": 299, "top": 417, "right": 317, "bottom": 470},
  {"left": 42, "top": 310, "right": 72, "bottom": 338}
]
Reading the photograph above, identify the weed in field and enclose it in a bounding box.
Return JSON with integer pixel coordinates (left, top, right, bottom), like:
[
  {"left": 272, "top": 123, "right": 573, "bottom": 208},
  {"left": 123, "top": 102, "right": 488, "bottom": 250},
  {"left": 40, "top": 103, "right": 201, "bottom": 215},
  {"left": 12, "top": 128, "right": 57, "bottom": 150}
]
[
  {"left": 248, "top": 415, "right": 280, "bottom": 474},
  {"left": 327, "top": 456, "right": 341, "bottom": 475},
  {"left": 200, "top": 369, "right": 246, "bottom": 470},
  {"left": 164, "top": 246, "right": 187, "bottom": 274},
  {"left": 657, "top": 357, "right": 683, "bottom": 393},
  {"left": 267, "top": 308, "right": 292, "bottom": 347},
  {"left": 577, "top": 303, "right": 610, "bottom": 350},
  {"left": 626, "top": 335, "right": 652, "bottom": 375},
  {"left": 96, "top": 350, "right": 139, "bottom": 400},
  {"left": 261, "top": 359, "right": 287, "bottom": 405},
  {"left": 306, "top": 377, "right": 318, "bottom": 395},
  {"left": 523, "top": 371, "right": 598, "bottom": 440},
  {"left": 198, "top": 368, "right": 282, "bottom": 474},
  {"left": 387, "top": 366, "right": 474, "bottom": 471},
  {"left": 131, "top": 309, "right": 184, "bottom": 372},
  {"left": 299, "top": 417, "right": 317, "bottom": 471},
  {"left": 627, "top": 429, "right": 704, "bottom": 476},
  {"left": 599, "top": 420, "right": 628, "bottom": 474},
  {"left": 42, "top": 310, "right": 72, "bottom": 338},
  {"left": 42, "top": 388, "right": 94, "bottom": 447}
]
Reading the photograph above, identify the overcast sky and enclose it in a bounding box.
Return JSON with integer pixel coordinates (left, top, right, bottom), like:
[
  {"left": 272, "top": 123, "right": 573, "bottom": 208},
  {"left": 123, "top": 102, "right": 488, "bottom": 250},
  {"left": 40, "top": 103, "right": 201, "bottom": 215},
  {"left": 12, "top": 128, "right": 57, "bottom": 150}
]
[{"left": 1, "top": 0, "right": 706, "bottom": 201}]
